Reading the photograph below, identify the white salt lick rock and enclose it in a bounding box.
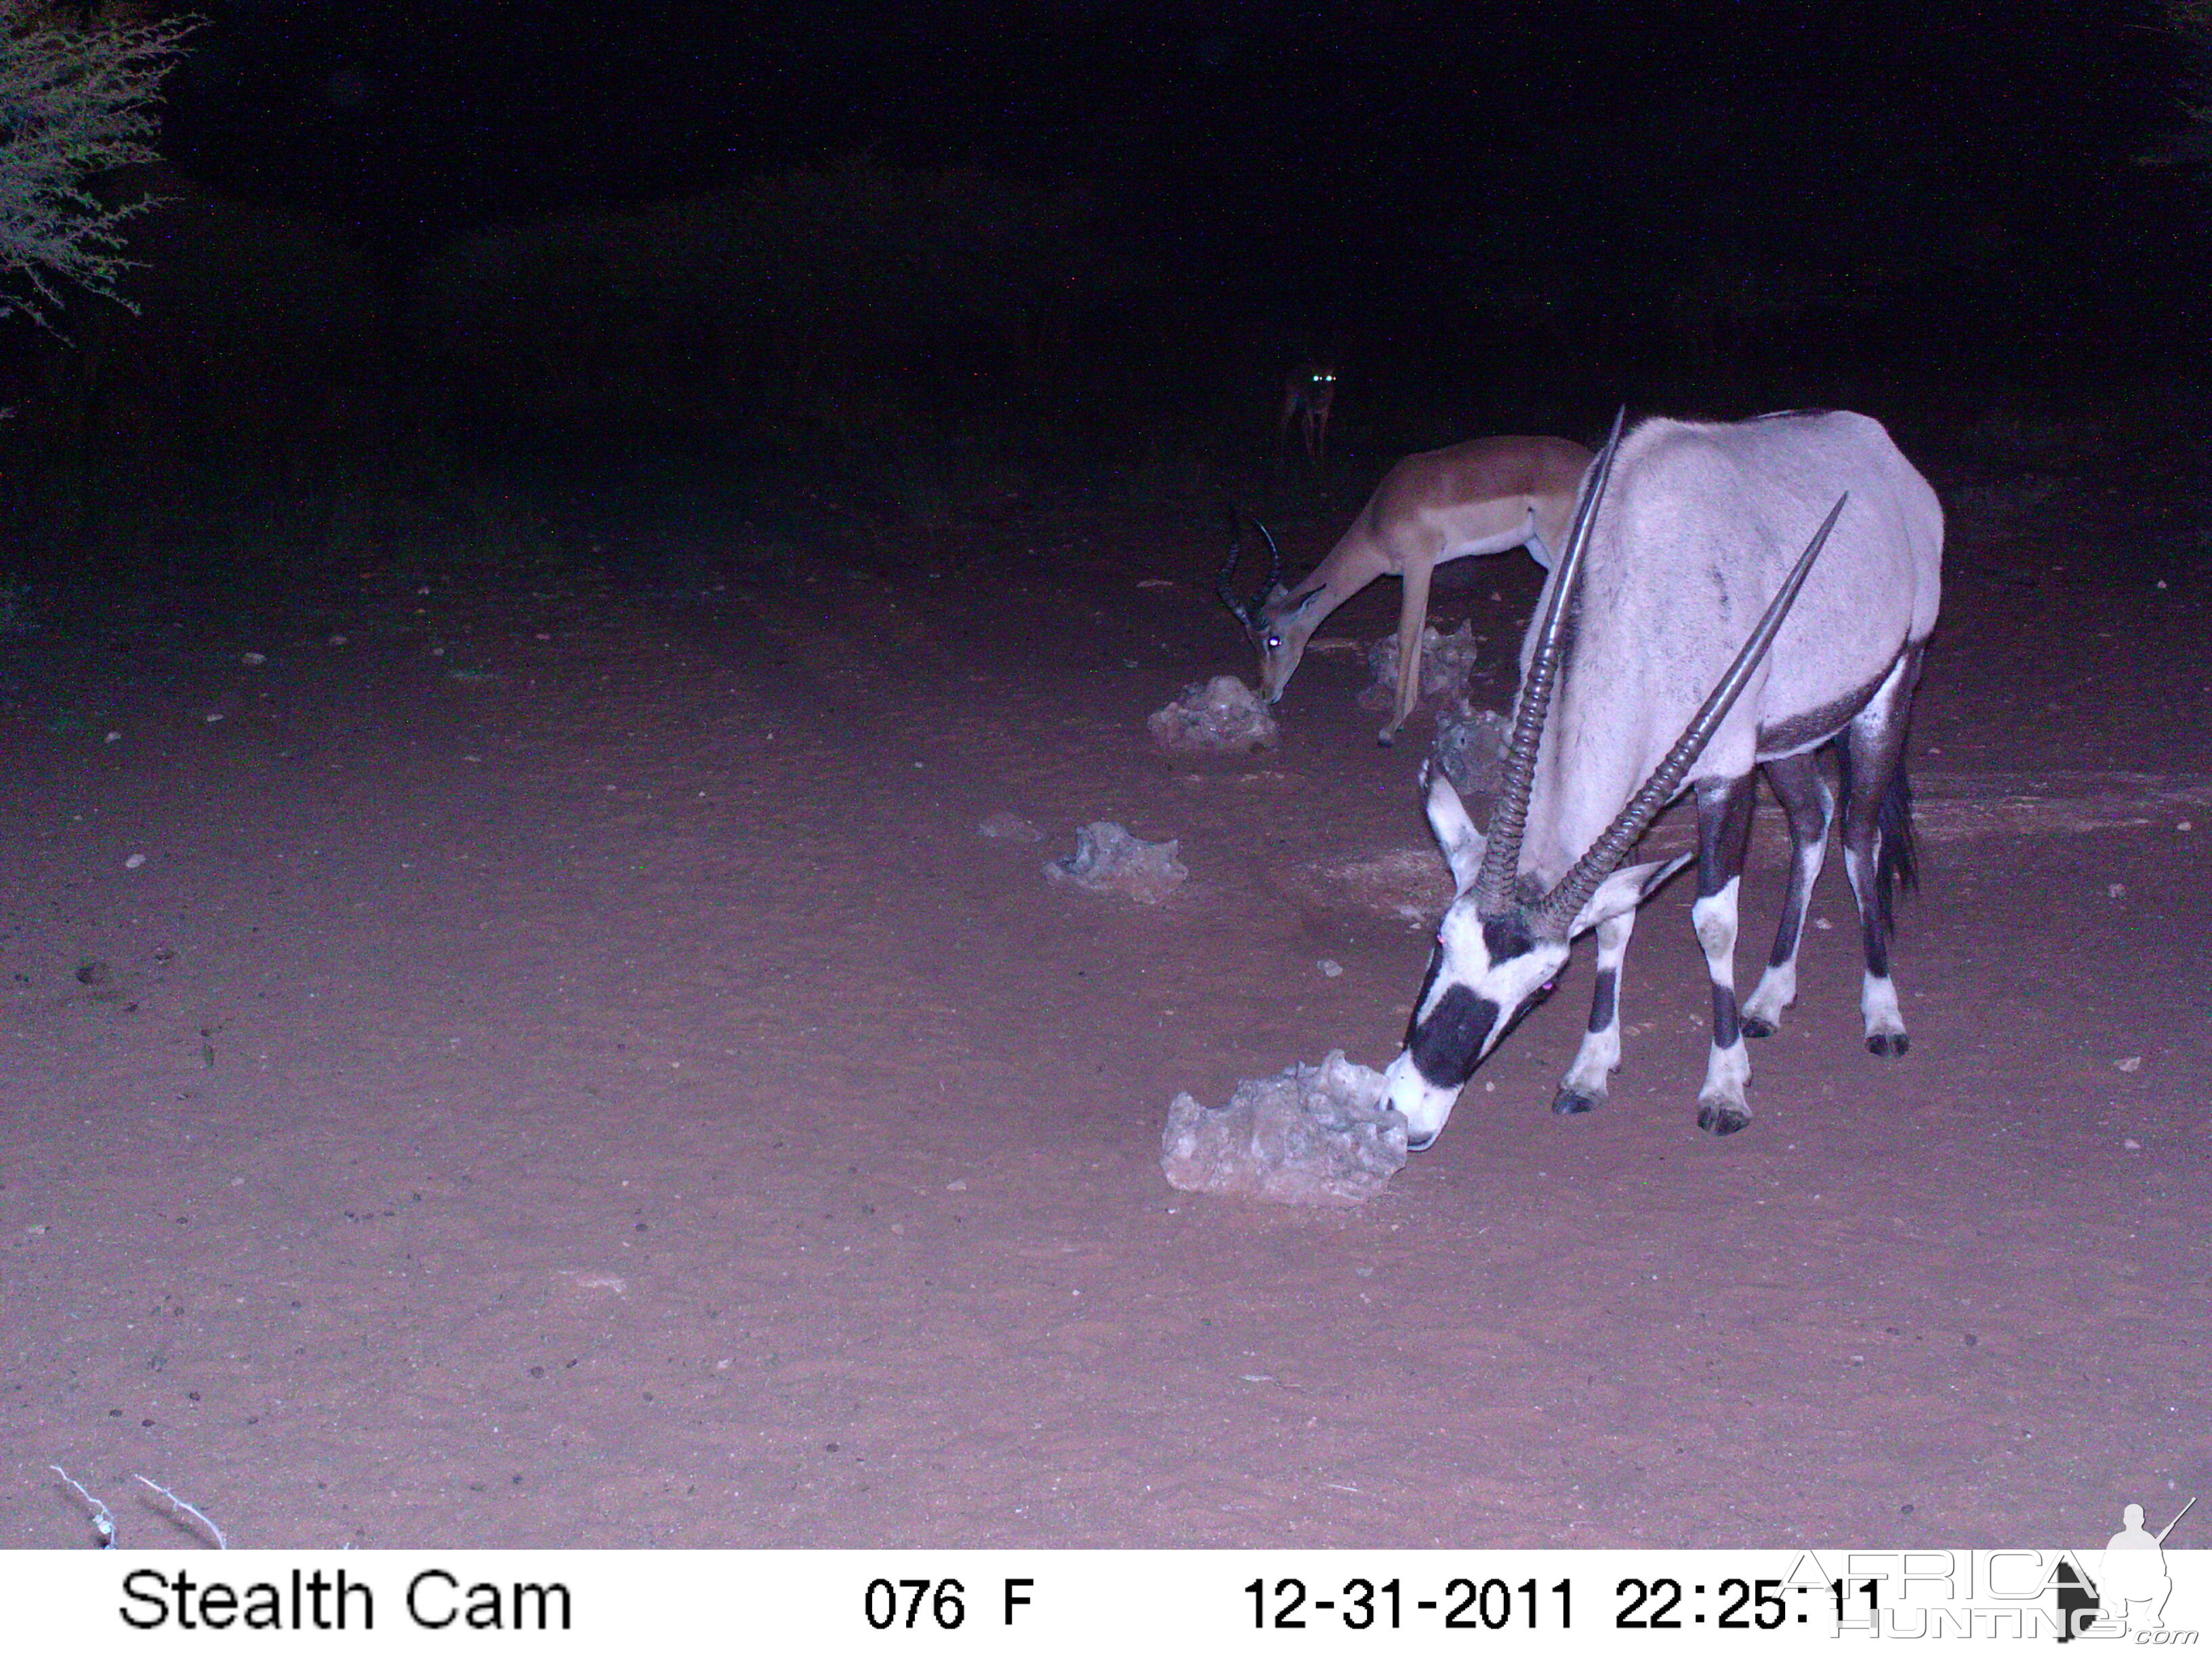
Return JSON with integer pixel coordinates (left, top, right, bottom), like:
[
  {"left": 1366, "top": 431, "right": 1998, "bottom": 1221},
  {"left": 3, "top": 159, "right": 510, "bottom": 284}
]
[{"left": 1161, "top": 1050, "right": 1407, "bottom": 1207}]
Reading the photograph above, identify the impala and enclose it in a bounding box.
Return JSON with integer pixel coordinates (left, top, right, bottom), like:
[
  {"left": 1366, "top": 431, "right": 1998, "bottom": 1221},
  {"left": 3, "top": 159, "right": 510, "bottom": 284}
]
[
  {"left": 1380, "top": 408, "right": 1944, "bottom": 1147},
  {"left": 1219, "top": 434, "right": 1594, "bottom": 743}
]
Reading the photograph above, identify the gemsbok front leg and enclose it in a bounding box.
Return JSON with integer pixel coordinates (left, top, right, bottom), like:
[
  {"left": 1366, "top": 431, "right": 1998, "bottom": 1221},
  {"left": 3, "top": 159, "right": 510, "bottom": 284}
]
[
  {"left": 1691, "top": 774, "right": 1760, "bottom": 1134},
  {"left": 1552, "top": 906, "right": 1638, "bottom": 1116},
  {"left": 1839, "top": 647, "right": 1925, "bottom": 1057},
  {"left": 1740, "top": 750, "right": 1835, "bottom": 1040}
]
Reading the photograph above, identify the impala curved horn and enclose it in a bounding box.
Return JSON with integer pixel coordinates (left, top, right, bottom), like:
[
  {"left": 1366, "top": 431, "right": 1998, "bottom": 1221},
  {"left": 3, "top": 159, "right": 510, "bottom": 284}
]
[
  {"left": 1214, "top": 508, "right": 1282, "bottom": 633},
  {"left": 1473, "top": 406, "right": 1628, "bottom": 911},
  {"left": 1530, "top": 491, "right": 1849, "bottom": 938}
]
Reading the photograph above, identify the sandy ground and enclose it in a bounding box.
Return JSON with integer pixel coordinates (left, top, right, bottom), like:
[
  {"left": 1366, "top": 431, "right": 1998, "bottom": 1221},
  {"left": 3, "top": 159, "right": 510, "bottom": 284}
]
[{"left": 3, "top": 455, "right": 2207, "bottom": 1550}]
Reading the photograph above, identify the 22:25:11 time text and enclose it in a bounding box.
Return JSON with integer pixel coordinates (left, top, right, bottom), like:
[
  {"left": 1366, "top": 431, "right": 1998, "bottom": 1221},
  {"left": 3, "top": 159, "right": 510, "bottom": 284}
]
[{"left": 1246, "top": 1576, "right": 1572, "bottom": 1631}]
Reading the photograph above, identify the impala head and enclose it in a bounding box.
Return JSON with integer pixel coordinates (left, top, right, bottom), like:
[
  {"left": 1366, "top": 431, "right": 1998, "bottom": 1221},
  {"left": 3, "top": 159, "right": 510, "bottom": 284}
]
[
  {"left": 1252, "top": 587, "right": 1333, "bottom": 702},
  {"left": 1216, "top": 512, "right": 1315, "bottom": 701},
  {"left": 1381, "top": 411, "right": 1849, "bottom": 1150}
]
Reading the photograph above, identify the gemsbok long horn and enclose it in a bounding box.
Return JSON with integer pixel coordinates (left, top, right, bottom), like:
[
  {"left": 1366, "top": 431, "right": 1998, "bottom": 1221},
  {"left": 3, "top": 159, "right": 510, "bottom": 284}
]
[
  {"left": 1473, "top": 407, "right": 1627, "bottom": 911},
  {"left": 1530, "top": 490, "right": 1849, "bottom": 937}
]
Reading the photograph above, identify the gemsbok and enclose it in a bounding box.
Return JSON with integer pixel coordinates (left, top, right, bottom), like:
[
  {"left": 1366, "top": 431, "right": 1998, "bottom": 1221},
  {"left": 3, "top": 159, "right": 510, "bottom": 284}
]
[
  {"left": 1379, "top": 409, "right": 1943, "bottom": 1147},
  {"left": 1218, "top": 434, "right": 1595, "bottom": 743}
]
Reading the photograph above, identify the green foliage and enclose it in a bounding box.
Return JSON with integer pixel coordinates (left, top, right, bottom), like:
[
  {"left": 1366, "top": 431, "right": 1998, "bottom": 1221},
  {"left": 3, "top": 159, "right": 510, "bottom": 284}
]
[{"left": 0, "top": 1, "right": 198, "bottom": 327}]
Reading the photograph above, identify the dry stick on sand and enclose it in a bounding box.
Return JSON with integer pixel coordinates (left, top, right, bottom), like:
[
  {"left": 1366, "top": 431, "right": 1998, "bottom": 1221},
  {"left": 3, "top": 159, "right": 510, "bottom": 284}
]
[
  {"left": 136, "top": 1476, "right": 228, "bottom": 1549},
  {"left": 49, "top": 1466, "right": 117, "bottom": 1549}
]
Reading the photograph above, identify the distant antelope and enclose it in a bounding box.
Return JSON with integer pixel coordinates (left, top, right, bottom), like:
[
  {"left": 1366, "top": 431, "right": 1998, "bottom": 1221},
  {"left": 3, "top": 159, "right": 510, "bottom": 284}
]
[
  {"left": 1279, "top": 359, "right": 1338, "bottom": 466},
  {"left": 1218, "top": 435, "right": 1594, "bottom": 743},
  {"left": 1380, "top": 409, "right": 1943, "bottom": 1147}
]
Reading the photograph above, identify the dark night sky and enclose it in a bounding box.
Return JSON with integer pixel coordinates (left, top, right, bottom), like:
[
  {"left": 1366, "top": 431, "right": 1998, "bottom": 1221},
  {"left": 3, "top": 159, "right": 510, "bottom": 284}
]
[{"left": 161, "top": 0, "right": 2203, "bottom": 310}]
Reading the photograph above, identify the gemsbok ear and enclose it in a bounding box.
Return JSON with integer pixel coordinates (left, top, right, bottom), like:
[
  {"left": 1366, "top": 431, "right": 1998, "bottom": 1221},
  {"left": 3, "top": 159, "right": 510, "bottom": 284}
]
[
  {"left": 1422, "top": 767, "right": 1486, "bottom": 895},
  {"left": 1566, "top": 854, "right": 1692, "bottom": 937}
]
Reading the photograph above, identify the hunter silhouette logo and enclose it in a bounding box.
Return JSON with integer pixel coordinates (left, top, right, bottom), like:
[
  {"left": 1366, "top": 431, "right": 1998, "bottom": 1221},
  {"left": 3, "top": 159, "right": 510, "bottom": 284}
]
[{"left": 2056, "top": 1495, "right": 2196, "bottom": 1641}]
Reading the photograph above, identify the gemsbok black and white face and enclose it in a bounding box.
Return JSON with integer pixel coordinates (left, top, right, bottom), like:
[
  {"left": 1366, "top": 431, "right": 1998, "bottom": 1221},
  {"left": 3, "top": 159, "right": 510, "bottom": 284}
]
[
  {"left": 1371, "top": 405, "right": 1941, "bottom": 1151},
  {"left": 1385, "top": 769, "right": 1685, "bottom": 1149}
]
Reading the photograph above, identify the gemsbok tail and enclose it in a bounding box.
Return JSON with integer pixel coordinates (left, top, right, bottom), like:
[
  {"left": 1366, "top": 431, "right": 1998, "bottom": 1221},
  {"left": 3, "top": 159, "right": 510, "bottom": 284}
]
[{"left": 1841, "top": 738, "right": 1920, "bottom": 943}]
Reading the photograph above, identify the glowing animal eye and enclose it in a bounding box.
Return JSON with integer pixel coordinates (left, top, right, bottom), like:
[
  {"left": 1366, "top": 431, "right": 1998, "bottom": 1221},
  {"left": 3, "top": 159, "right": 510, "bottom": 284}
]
[{"left": 1265, "top": 634, "right": 1282, "bottom": 649}]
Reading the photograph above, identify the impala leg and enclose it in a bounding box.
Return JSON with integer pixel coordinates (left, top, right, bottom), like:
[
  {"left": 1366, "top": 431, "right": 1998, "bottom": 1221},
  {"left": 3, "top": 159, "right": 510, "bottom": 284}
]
[
  {"left": 1840, "top": 649, "right": 1923, "bottom": 1057},
  {"left": 1692, "top": 773, "right": 1759, "bottom": 1135},
  {"left": 1379, "top": 559, "right": 1434, "bottom": 746},
  {"left": 1553, "top": 906, "right": 1637, "bottom": 1115},
  {"left": 1742, "top": 751, "right": 1834, "bottom": 1039}
]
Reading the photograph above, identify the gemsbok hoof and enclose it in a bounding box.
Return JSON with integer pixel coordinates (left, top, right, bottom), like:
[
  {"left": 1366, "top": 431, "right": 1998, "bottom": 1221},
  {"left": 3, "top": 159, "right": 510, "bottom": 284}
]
[
  {"left": 1697, "top": 1100, "right": 1753, "bottom": 1136},
  {"left": 1867, "top": 1032, "right": 1910, "bottom": 1057},
  {"left": 1741, "top": 1015, "right": 1777, "bottom": 1040},
  {"left": 1551, "top": 1086, "right": 1601, "bottom": 1116}
]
